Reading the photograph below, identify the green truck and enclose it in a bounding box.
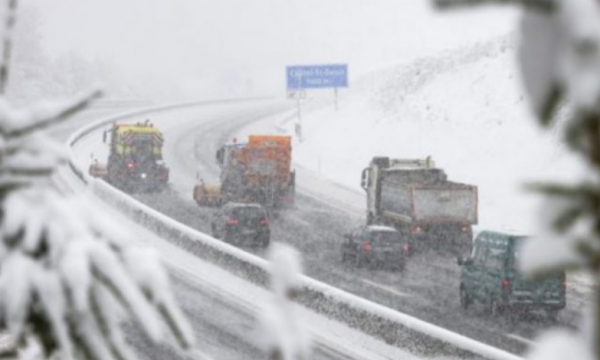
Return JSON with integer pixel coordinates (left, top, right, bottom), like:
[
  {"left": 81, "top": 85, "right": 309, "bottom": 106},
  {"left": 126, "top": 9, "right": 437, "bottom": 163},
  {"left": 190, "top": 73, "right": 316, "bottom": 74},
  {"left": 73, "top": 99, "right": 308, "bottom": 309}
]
[{"left": 458, "top": 231, "right": 566, "bottom": 318}]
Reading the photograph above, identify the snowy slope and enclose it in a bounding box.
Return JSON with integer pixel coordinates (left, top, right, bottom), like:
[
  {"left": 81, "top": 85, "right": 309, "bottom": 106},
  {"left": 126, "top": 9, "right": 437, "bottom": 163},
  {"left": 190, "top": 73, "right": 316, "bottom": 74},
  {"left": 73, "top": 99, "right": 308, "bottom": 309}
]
[{"left": 286, "top": 39, "right": 584, "bottom": 234}]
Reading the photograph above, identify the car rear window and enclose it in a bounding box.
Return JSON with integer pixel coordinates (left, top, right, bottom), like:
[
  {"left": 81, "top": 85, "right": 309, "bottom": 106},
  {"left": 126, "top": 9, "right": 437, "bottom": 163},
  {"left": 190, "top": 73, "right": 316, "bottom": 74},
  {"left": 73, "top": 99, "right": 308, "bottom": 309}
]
[
  {"left": 508, "top": 236, "right": 526, "bottom": 271},
  {"left": 371, "top": 231, "right": 401, "bottom": 246}
]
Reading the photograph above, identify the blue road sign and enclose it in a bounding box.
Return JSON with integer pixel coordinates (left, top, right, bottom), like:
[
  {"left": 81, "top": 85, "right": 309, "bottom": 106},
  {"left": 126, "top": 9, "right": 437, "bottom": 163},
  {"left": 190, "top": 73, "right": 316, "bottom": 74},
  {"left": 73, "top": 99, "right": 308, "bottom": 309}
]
[{"left": 287, "top": 64, "right": 348, "bottom": 90}]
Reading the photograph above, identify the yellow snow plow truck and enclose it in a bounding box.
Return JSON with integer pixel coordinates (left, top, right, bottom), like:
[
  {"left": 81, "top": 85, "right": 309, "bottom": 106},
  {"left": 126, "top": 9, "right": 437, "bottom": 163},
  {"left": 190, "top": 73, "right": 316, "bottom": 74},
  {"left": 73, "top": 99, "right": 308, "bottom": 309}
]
[{"left": 89, "top": 122, "right": 169, "bottom": 192}]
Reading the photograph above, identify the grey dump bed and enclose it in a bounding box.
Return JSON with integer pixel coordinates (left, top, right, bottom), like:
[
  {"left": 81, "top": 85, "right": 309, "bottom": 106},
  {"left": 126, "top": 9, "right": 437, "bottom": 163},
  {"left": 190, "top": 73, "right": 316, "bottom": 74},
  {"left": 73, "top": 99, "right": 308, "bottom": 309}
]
[{"left": 380, "top": 168, "right": 478, "bottom": 224}]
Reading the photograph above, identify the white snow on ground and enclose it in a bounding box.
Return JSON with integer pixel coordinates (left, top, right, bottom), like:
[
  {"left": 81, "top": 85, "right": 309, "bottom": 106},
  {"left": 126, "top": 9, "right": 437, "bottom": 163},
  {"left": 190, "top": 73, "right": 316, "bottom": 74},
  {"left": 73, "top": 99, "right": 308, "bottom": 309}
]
[{"left": 281, "top": 42, "right": 584, "bottom": 235}]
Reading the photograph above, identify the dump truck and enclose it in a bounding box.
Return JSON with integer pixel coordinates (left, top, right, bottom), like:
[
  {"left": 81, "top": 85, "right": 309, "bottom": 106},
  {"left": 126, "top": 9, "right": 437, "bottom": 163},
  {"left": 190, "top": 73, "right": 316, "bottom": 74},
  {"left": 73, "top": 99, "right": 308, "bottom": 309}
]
[
  {"left": 89, "top": 122, "right": 169, "bottom": 192},
  {"left": 361, "top": 157, "right": 478, "bottom": 253},
  {"left": 194, "top": 135, "right": 295, "bottom": 208}
]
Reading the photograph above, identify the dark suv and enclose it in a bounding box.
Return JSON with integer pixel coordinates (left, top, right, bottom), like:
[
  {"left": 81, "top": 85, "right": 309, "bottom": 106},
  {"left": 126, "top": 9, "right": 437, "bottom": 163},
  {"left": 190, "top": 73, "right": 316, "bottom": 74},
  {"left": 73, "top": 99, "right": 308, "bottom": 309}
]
[
  {"left": 211, "top": 203, "right": 270, "bottom": 247},
  {"left": 458, "top": 231, "right": 566, "bottom": 318},
  {"left": 341, "top": 225, "right": 409, "bottom": 270}
]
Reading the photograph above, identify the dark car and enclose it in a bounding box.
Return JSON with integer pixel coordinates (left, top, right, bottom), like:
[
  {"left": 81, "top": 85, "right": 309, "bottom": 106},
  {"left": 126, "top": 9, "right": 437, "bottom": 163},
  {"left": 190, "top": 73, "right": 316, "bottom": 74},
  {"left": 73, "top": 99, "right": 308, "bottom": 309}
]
[
  {"left": 341, "top": 225, "right": 409, "bottom": 270},
  {"left": 458, "top": 231, "right": 566, "bottom": 318},
  {"left": 211, "top": 203, "right": 270, "bottom": 247}
]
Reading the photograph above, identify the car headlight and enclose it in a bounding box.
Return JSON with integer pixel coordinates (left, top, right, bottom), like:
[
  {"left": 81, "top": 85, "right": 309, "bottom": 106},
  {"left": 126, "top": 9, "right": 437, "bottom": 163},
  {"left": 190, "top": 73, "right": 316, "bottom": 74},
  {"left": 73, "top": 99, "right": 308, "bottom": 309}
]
[{"left": 140, "top": 173, "right": 147, "bottom": 179}]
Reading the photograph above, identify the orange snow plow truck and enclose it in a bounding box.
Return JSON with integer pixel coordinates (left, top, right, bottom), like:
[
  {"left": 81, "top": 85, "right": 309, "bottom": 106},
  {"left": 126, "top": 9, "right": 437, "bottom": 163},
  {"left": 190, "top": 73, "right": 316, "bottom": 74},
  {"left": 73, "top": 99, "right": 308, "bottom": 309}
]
[{"left": 193, "top": 135, "right": 295, "bottom": 208}]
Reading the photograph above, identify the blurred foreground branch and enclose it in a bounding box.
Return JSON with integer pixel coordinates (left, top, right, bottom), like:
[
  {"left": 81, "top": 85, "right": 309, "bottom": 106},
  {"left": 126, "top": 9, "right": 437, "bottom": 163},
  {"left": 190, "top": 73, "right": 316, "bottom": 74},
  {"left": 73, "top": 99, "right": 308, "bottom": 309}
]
[
  {"left": 434, "top": 0, "right": 555, "bottom": 12},
  {"left": 433, "top": 0, "right": 600, "bottom": 359},
  {"left": 0, "top": 0, "right": 18, "bottom": 94}
]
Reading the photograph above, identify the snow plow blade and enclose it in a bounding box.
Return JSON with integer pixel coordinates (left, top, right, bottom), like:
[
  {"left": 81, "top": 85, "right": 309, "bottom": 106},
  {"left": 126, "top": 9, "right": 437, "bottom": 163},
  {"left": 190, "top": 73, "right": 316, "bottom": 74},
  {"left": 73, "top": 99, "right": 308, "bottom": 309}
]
[
  {"left": 193, "top": 182, "right": 222, "bottom": 207},
  {"left": 88, "top": 163, "right": 108, "bottom": 178}
]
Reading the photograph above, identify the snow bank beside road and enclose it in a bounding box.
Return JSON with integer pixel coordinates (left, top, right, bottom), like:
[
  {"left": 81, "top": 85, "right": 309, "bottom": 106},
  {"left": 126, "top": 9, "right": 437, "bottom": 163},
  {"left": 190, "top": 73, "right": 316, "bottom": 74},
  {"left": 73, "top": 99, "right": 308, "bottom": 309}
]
[{"left": 290, "top": 42, "right": 583, "bottom": 234}]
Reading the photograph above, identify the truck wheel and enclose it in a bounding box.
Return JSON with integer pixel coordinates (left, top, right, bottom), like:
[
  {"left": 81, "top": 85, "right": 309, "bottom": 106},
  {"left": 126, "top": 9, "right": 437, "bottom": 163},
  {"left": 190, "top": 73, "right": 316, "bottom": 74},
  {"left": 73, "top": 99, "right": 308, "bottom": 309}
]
[
  {"left": 355, "top": 255, "right": 365, "bottom": 268},
  {"left": 460, "top": 286, "right": 472, "bottom": 309},
  {"left": 395, "top": 260, "right": 406, "bottom": 272},
  {"left": 489, "top": 299, "right": 503, "bottom": 317},
  {"left": 546, "top": 309, "right": 559, "bottom": 322},
  {"left": 260, "top": 239, "right": 270, "bottom": 249}
]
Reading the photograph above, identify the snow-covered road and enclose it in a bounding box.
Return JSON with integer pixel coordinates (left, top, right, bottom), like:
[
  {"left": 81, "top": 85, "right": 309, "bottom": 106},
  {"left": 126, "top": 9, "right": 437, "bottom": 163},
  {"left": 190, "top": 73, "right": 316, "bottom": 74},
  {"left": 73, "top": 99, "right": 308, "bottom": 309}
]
[
  {"left": 60, "top": 76, "right": 588, "bottom": 358},
  {"left": 63, "top": 100, "right": 431, "bottom": 360},
  {"left": 68, "top": 100, "right": 573, "bottom": 357}
]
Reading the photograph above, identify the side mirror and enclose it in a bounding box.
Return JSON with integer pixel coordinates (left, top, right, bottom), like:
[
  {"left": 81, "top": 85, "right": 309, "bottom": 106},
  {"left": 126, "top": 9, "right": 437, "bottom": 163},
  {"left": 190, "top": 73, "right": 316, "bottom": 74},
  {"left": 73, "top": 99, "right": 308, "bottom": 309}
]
[
  {"left": 343, "top": 233, "right": 351, "bottom": 240},
  {"left": 360, "top": 168, "right": 369, "bottom": 190},
  {"left": 216, "top": 147, "right": 224, "bottom": 165},
  {"left": 102, "top": 130, "right": 108, "bottom": 144},
  {"left": 457, "top": 257, "right": 473, "bottom": 266}
]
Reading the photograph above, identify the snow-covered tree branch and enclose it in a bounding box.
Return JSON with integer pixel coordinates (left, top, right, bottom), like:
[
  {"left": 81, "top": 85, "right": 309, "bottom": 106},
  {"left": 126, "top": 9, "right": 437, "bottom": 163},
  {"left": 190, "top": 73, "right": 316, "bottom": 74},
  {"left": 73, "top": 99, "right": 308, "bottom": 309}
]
[
  {"left": 432, "top": 0, "right": 600, "bottom": 359},
  {"left": 259, "top": 244, "right": 311, "bottom": 360},
  {"left": 0, "top": 2, "right": 194, "bottom": 360},
  {"left": 435, "top": 0, "right": 554, "bottom": 13}
]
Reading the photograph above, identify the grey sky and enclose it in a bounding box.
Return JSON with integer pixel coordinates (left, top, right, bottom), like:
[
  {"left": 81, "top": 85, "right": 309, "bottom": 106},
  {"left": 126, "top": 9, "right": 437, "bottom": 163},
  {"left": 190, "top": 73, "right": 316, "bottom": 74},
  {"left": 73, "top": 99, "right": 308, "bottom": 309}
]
[{"left": 27, "top": 0, "right": 517, "bottom": 98}]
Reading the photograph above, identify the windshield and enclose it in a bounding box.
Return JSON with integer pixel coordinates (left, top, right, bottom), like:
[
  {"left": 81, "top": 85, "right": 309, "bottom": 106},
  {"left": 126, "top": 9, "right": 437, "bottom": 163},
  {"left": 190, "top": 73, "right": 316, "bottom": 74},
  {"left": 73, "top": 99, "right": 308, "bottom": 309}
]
[{"left": 371, "top": 231, "right": 401, "bottom": 246}]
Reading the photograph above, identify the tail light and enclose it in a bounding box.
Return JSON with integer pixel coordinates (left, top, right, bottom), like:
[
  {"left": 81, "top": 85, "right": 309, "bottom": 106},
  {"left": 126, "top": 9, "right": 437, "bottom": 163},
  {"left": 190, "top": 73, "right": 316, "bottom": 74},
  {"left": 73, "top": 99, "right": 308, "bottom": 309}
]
[
  {"left": 501, "top": 278, "right": 511, "bottom": 291},
  {"left": 402, "top": 244, "right": 410, "bottom": 253},
  {"left": 260, "top": 218, "right": 269, "bottom": 226},
  {"left": 561, "top": 278, "right": 567, "bottom": 291},
  {"left": 363, "top": 242, "right": 372, "bottom": 253},
  {"left": 461, "top": 225, "right": 470, "bottom": 233},
  {"left": 411, "top": 226, "right": 423, "bottom": 234},
  {"left": 227, "top": 218, "right": 238, "bottom": 225},
  {"left": 127, "top": 162, "right": 135, "bottom": 169}
]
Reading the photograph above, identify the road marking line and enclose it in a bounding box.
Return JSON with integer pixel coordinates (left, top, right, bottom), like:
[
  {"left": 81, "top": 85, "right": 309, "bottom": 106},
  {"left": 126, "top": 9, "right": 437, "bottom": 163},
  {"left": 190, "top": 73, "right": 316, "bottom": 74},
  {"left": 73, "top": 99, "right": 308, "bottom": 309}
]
[
  {"left": 360, "top": 279, "right": 412, "bottom": 298},
  {"left": 505, "top": 333, "right": 536, "bottom": 347}
]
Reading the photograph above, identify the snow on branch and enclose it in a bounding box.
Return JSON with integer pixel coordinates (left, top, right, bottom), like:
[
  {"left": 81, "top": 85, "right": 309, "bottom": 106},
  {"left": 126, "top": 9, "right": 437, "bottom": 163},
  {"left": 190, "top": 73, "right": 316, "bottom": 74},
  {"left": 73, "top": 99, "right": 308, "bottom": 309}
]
[
  {"left": 0, "top": 89, "right": 102, "bottom": 138},
  {"left": 0, "top": 190, "right": 195, "bottom": 359},
  {"left": 0, "top": 1, "right": 194, "bottom": 359},
  {"left": 0, "top": 90, "right": 102, "bottom": 189},
  {"left": 259, "top": 244, "right": 311, "bottom": 360},
  {"left": 431, "top": 0, "right": 600, "bottom": 358},
  {"left": 434, "top": 0, "right": 555, "bottom": 12},
  {"left": 0, "top": 0, "right": 19, "bottom": 95}
]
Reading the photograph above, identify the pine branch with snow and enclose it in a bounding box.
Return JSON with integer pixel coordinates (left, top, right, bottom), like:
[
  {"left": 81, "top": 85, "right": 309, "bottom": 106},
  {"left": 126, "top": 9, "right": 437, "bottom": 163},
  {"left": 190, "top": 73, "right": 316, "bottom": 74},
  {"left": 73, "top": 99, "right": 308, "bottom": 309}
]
[
  {"left": 0, "top": 98, "right": 196, "bottom": 360},
  {"left": 434, "top": 0, "right": 554, "bottom": 13},
  {"left": 0, "top": 2, "right": 195, "bottom": 360},
  {"left": 259, "top": 244, "right": 311, "bottom": 360},
  {"left": 433, "top": 0, "right": 600, "bottom": 359}
]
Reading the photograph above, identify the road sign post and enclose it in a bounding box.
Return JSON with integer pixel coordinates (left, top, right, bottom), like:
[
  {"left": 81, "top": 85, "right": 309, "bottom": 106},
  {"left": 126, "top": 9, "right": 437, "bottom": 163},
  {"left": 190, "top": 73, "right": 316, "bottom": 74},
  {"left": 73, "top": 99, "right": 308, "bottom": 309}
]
[{"left": 334, "top": 87, "right": 338, "bottom": 112}]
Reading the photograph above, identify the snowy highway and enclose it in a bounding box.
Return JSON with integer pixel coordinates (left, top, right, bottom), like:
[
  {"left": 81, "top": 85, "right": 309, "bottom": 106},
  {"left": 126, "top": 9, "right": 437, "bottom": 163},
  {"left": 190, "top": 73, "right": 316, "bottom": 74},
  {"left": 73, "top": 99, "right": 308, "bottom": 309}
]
[
  {"left": 63, "top": 99, "right": 584, "bottom": 357},
  {"left": 12, "top": 1, "right": 596, "bottom": 360},
  {"left": 61, "top": 100, "right": 424, "bottom": 360}
]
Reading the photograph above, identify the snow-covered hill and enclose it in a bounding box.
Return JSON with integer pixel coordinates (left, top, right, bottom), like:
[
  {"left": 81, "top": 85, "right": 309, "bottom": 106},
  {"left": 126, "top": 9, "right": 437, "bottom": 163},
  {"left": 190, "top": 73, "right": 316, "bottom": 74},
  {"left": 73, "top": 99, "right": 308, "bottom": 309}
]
[{"left": 288, "top": 37, "right": 583, "bottom": 234}]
